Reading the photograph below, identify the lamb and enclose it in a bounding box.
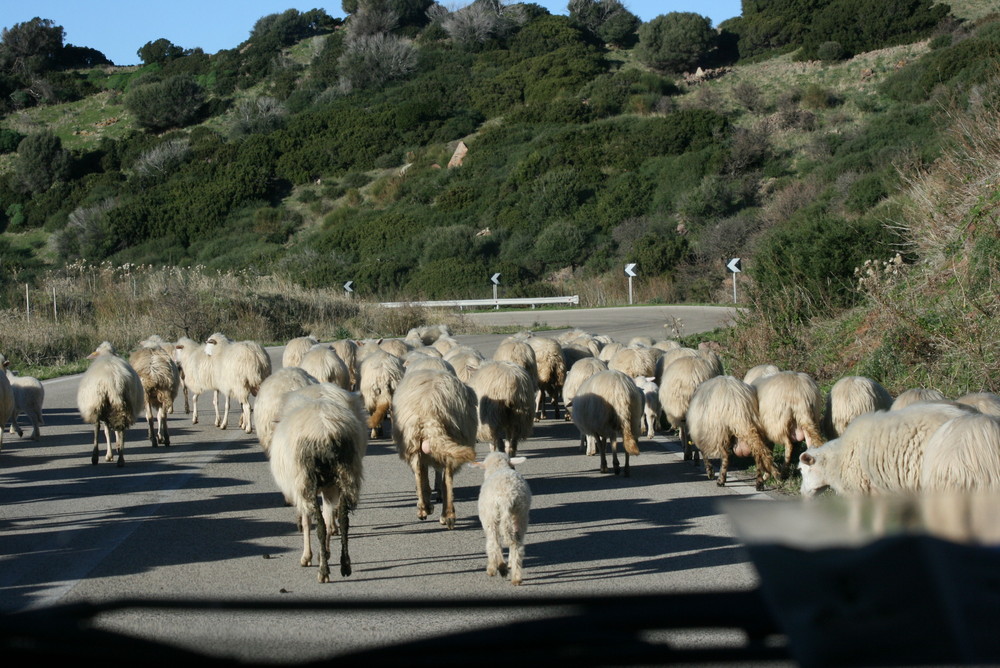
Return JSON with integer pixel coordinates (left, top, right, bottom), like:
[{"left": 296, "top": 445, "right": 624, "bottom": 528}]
[
  {"left": 470, "top": 451, "right": 531, "bottom": 585},
  {"left": 129, "top": 338, "right": 181, "bottom": 447},
  {"left": 890, "top": 387, "right": 947, "bottom": 411},
  {"left": 391, "top": 367, "right": 478, "bottom": 529},
  {"left": 76, "top": 342, "right": 144, "bottom": 467},
  {"left": 204, "top": 332, "right": 272, "bottom": 433},
  {"left": 658, "top": 354, "right": 720, "bottom": 462},
  {"left": 254, "top": 366, "right": 318, "bottom": 456},
  {"left": 173, "top": 336, "right": 219, "bottom": 427},
  {"left": 823, "top": 375, "right": 893, "bottom": 438},
  {"left": 359, "top": 348, "right": 405, "bottom": 438},
  {"left": 752, "top": 370, "right": 825, "bottom": 476},
  {"left": 526, "top": 335, "right": 567, "bottom": 420},
  {"left": 956, "top": 392, "right": 1000, "bottom": 417},
  {"left": 268, "top": 382, "right": 367, "bottom": 583},
  {"left": 686, "top": 375, "right": 778, "bottom": 490},
  {"left": 571, "top": 370, "right": 643, "bottom": 476},
  {"left": 633, "top": 376, "right": 661, "bottom": 439},
  {"left": 742, "top": 364, "right": 781, "bottom": 385},
  {"left": 0, "top": 353, "right": 43, "bottom": 441},
  {"left": 468, "top": 360, "right": 535, "bottom": 457},
  {"left": 298, "top": 344, "right": 351, "bottom": 390},
  {"left": 921, "top": 412, "right": 1000, "bottom": 493},
  {"left": 282, "top": 336, "right": 318, "bottom": 368}
]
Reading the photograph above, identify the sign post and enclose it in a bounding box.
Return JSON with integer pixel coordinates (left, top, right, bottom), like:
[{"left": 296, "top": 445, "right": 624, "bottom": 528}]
[
  {"left": 625, "top": 263, "right": 637, "bottom": 305},
  {"left": 344, "top": 280, "right": 354, "bottom": 298},
  {"left": 491, "top": 273, "right": 501, "bottom": 308},
  {"left": 727, "top": 258, "right": 742, "bottom": 303}
]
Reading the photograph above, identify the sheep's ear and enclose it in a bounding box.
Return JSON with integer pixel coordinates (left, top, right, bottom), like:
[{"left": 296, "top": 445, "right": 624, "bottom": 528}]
[
  {"left": 800, "top": 452, "right": 815, "bottom": 466},
  {"left": 509, "top": 457, "right": 526, "bottom": 465}
]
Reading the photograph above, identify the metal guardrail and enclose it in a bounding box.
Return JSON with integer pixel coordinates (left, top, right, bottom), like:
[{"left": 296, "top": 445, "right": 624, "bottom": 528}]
[{"left": 379, "top": 295, "right": 580, "bottom": 309}]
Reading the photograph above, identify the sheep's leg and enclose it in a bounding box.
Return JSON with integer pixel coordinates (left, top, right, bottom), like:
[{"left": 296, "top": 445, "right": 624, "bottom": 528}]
[
  {"left": 703, "top": 456, "right": 715, "bottom": 481},
  {"left": 611, "top": 433, "right": 622, "bottom": 475},
  {"left": 599, "top": 435, "right": 609, "bottom": 474},
  {"left": 9, "top": 410, "right": 22, "bottom": 438},
  {"left": 645, "top": 409, "right": 656, "bottom": 439},
  {"left": 717, "top": 451, "right": 730, "bottom": 486},
  {"left": 535, "top": 389, "right": 544, "bottom": 421},
  {"left": 157, "top": 405, "right": 170, "bottom": 446},
  {"left": 191, "top": 391, "right": 200, "bottom": 424},
  {"left": 218, "top": 393, "right": 231, "bottom": 429},
  {"left": 183, "top": 385, "right": 190, "bottom": 414},
  {"left": 504, "top": 437, "right": 517, "bottom": 457},
  {"left": 586, "top": 433, "right": 597, "bottom": 456},
  {"left": 551, "top": 390, "right": 561, "bottom": 421},
  {"left": 780, "top": 436, "right": 795, "bottom": 479},
  {"left": 338, "top": 496, "right": 352, "bottom": 577},
  {"left": 313, "top": 497, "right": 331, "bottom": 583},
  {"left": 440, "top": 465, "right": 457, "bottom": 530},
  {"left": 485, "top": 523, "right": 505, "bottom": 577},
  {"left": 509, "top": 537, "right": 525, "bottom": 586},
  {"left": 115, "top": 429, "right": 125, "bottom": 467},
  {"left": 146, "top": 402, "right": 157, "bottom": 447},
  {"left": 29, "top": 412, "right": 39, "bottom": 441},
  {"left": 240, "top": 398, "right": 252, "bottom": 433},
  {"left": 104, "top": 424, "right": 115, "bottom": 462},
  {"left": 412, "top": 459, "right": 433, "bottom": 521},
  {"left": 91, "top": 422, "right": 100, "bottom": 464},
  {"left": 298, "top": 512, "right": 313, "bottom": 567}
]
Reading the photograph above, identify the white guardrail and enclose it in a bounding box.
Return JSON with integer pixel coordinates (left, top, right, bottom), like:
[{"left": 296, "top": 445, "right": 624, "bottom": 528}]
[{"left": 379, "top": 295, "right": 580, "bottom": 310}]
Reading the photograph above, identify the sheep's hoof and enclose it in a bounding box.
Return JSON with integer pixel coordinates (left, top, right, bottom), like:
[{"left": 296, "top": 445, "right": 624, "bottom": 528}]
[
  {"left": 192, "top": 417, "right": 199, "bottom": 424},
  {"left": 441, "top": 516, "right": 456, "bottom": 530},
  {"left": 497, "top": 562, "right": 508, "bottom": 577},
  {"left": 300, "top": 555, "right": 312, "bottom": 567},
  {"left": 511, "top": 577, "right": 523, "bottom": 586},
  {"left": 340, "top": 559, "right": 352, "bottom": 577},
  {"left": 91, "top": 454, "right": 98, "bottom": 465},
  {"left": 318, "top": 568, "right": 330, "bottom": 584},
  {"left": 117, "top": 455, "right": 125, "bottom": 468}
]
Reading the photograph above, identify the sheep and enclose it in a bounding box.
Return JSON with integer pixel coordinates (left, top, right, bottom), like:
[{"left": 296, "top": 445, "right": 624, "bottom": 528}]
[
  {"left": 654, "top": 347, "right": 700, "bottom": 382},
  {"left": 204, "top": 332, "right": 272, "bottom": 433},
  {"left": 173, "top": 336, "right": 219, "bottom": 427},
  {"left": 597, "top": 341, "right": 624, "bottom": 363},
  {"left": 405, "top": 324, "right": 452, "bottom": 347},
  {"left": 359, "top": 348, "right": 405, "bottom": 439},
  {"left": 560, "top": 342, "right": 597, "bottom": 371},
  {"left": 378, "top": 338, "right": 412, "bottom": 358},
  {"left": 0, "top": 353, "right": 43, "bottom": 441},
  {"left": 129, "top": 339, "right": 181, "bottom": 448},
  {"left": 282, "top": 336, "right": 318, "bottom": 369},
  {"left": 268, "top": 382, "right": 367, "bottom": 583},
  {"left": 686, "top": 375, "right": 778, "bottom": 490},
  {"left": 633, "top": 376, "right": 661, "bottom": 439},
  {"left": 799, "top": 401, "right": 975, "bottom": 498},
  {"left": 629, "top": 335, "right": 655, "bottom": 348},
  {"left": 403, "top": 352, "right": 455, "bottom": 376},
  {"left": 468, "top": 361, "right": 535, "bottom": 457},
  {"left": 608, "top": 345, "right": 659, "bottom": 379},
  {"left": 823, "top": 375, "right": 893, "bottom": 438},
  {"left": 431, "top": 335, "right": 460, "bottom": 356},
  {"left": 658, "top": 354, "right": 720, "bottom": 462},
  {"left": 470, "top": 451, "right": 531, "bottom": 585},
  {"left": 254, "top": 367, "right": 318, "bottom": 456},
  {"left": 752, "top": 370, "right": 825, "bottom": 477},
  {"left": 921, "top": 412, "right": 1000, "bottom": 493},
  {"left": 391, "top": 367, "right": 478, "bottom": 529},
  {"left": 298, "top": 344, "right": 351, "bottom": 390},
  {"left": 653, "top": 339, "right": 683, "bottom": 353},
  {"left": 331, "top": 339, "right": 360, "bottom": 391},
  {"left": 76, "top": 342, "right": 144, "bottom": 467},
  {"left": 526, "top": 335, "right": 567, "bottom": 420},
  {"left": 562, "top": 356, "right": 608, "bottom": 427},
  {"left": 571, "top": 370, "right": 643, "bottom": 476},
  {"left": 443, "top": 345, "right": 484, "bottom": 384},
  {"left": 890, "top": 387, "right": 947, "bottom": 411},
  {"left": 955, "top": 392, "right": 1000, "bottom": 417},
  {"left": 742, "top": 364, "right": 781, "bottom": 386},
  {"left": 493, "top": 338, "right": 539, "bottom": 390}
]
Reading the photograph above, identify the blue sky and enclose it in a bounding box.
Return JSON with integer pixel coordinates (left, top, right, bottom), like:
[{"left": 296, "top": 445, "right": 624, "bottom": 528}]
[{"left": 2, "top": 1, "right": 744, "bottom": 67}]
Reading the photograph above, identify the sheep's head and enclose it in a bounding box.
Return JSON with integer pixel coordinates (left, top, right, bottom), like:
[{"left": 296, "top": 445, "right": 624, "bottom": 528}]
[
  {"left": 471, "top": 451, "right": 526, "bottom": 474},
  {"left": 87, "top": 341, "right": 116, "bottom": 359},
  {"left": 798, "top": 445, "right": 835, "bottom": 498}
]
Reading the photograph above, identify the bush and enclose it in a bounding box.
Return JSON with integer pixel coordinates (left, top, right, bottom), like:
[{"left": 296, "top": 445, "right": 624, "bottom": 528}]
[
  {"left": 125, "top": 75, "right": 206, "bottom": 132},
  {"left": 816, "top": 40, "right": 845, "bottom": 62},
  {"left": 636, "top": 12, "right": 715, "bottom": 74}
]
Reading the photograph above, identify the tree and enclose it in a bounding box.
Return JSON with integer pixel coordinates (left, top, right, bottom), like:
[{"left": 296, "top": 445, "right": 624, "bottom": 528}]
[
  {"left": 137, "top": 38, "right": 186, "bottom": 65},
  {"left": 14, "top": 130, "right": 71, "bottom": 194},
  {"left": 125, "top": 75, "right": 206, "bottom": 132},
  {"left": 568, "top": 0, "right": 640, "bottom": 47},
  {"left": 636, "top": 12, "right": 715, "bottom": 74},
  {"left": 0, "top": 18, "right": 65, "bottom": 77},
  {"left": 337, "top": 33, "right": 418, "bottom": 92}
]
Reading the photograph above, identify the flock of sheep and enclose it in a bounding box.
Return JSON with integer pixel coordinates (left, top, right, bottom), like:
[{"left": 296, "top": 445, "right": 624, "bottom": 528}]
[{"left": 7, "top": 320, "right": 1000, "bottom": 584}]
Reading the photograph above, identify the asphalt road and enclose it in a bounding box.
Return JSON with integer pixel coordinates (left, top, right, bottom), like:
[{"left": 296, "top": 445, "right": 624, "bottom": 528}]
[{"left": 0, "top": 305, "right": 781, "bottom": 664}]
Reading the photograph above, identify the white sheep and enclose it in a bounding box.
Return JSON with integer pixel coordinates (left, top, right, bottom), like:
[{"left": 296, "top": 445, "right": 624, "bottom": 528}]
[
  {"left": 76, "top": 342, "right": 144, "bottom": 467},
  {"left": 526, "top": 335, "right": 567, "bottom": 420},
  {"left": 468, "top": 360, "right": 535, "bottom": 457},
  {"left": 359, "top": 348, "right": 405, "bottom": 439},
  {"left": 742, "top": 364, "right": 781, "bottom": 385},
  {"left": 921, "top": 412, "right": 1000, "bottom": 493},
  {"left": 571, "top": 369, "right": 643, "bottom": 477},
  {"left": 653, "top": 346, "right": 700, "bottom": 382},
  {"left": 608, "top": 345, "right": 659, "bottom": 380},
  {"left": 254, "top": 366, "right": 319, "bottom": 456},
  {"left": 298, "top": 344, "right": 351, "bottom": 390},
  {"left": 129, "top": 339, "right": 181, "bottom": 447},
  {"left": 443, "top": 345, "right": 484, "bottom": 384},
  {"left": 391, "top": 367, "right": 478, "bottom": 529},
  {"left": 470, "top": 451, "right": 531, "bottom": 586},
  {"left": 493, "top": 338, "right": 539, "bottom": 391},
  {"left": 268, "top": 382, "right": 367, "bottom": 582},
  {"left": 955, "top": 392, "right": 1000, "bottom": 417},
  {"left": 0, "top": 354, "right": 43, "bottom": 441},
  {"left": 405, "top": 323, "right": 452, "bottom": 347},
  {"left": 686, "top": 375, "right": 778, "bottom": 490},
  {"left": 282, "top": 336, "right": 318, "bottom": 368},
  {"left": 890, "top": 387, "right": 947, "bottom": 411},
  {"left": 403, "top": 351, "right": 455, "bottom": 375},
  {"left": 633, "top": 375, "right": 660, "bottom": 439},
  {"left": 823, "top": 375, "right": 893, "bottom": 438},
  {"left": 331, "top": 339, "right": 360, "bottom": 391},
  {"left": 562, "top": 356, "right": 608, "bottom": 429},
  {"left": 658, "top": 354, "right": 720, "bottom": 462},
  {"left": 173, "top": 336, "right": 220, "bottom": 427},
  {"left": 752, "top": 370, "right": 825, "bottom": 476},
  {"left": 378, "top": 338, "right": 412, "bottom": 359},
  {"left": 597, "top": 341, "right": 625, "bottom": 364},
  {"left": 204, "top": 332, "right": 272, "bottom": 433}
]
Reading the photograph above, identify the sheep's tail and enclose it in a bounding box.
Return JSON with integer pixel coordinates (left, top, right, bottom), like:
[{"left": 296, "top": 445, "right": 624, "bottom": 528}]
[
  {"left": 423, "top": 419, "right": 477, "bottom": 466},
  {"left": 368, "top": 400, "right": 390, "bottom": 431},
  {"left": 744, "top": 428, "right": 778, "bottom": 479},
  {"left": 622, "top": 409, "right": 640, "bottom": 456}
]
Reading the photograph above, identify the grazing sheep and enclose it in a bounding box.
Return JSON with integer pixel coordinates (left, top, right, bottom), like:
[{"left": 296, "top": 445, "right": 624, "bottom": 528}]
[
  {"left": 633, "top": 376, "right": 661, "bottom": 439},
  {"left": 526, "top": 335, "right": 567, "bottom": 420},
  {"left": 359, "top": 348, "right": 405, "bottom": 439},
  {"left": 469, "top": 361, "right": 535, "bottom": 457},
  {"left": 298, "top": 345, "right": 351, "bottom": 390},
  {"left": 268, "top": 382, "right": 367, "bottom": 583},
  {"left": 471, "top": 451, "right": 531, "bottom": 586},
  {"left": 562, "top": 356, "right": 608, "bottom": 449},
  {"left": 823, "top": 375, "right": 893, "bottom": 438},
  {"left": 743, "top": 364, "right": 781, "bottom": 386},
  {"left": 890, "top": 387, "right": 947, "bottom": 411},
  {"left": 658, "top": 355, "right": 720, "bottom": 462},
  {"left": 753, "top": 370, "right": 825, "bottom": 476},
  {"left": 391, "top": 368, "right": 478, "bottom": 529},
  {"left": 799, "top": 401, "right": 974, "bottom": 498},
  {"left": 443, "top": 345, "right": 484, "bottom": 384},
  {"left": 571, "top": 370, "right": 643, "bottom": 476},
  {"left": 956, "top": 392, "right": 1000, "bottom": 417},
  {"left": 0, "top": 354, "right": 43, "bottom": 441},
  {"left": 129, "top": 339, "right": 181, "bottom": 447},
  {"left": 686, "top": 375, "right": 778, "bottom": 490},
  {"left": 921, "top": 412, "right": 1000, "bottom": 493},
  {"left": 282, "top": 336, "right": 318, "bottom": 369},
  {"left": 204, "top": 332, "right": 272, "bottom": 433},
  {"left": 173, "top": 336, "right": 219, "bottom": 427},
  {"left": 254, "top": 367, "right": 318, "bottom": 456},
  {"left": 76, "top": 342, "right": 144, "bottom": 467},
  {"left": 331, "top": 339, "right": 360, "bottom": 391}
]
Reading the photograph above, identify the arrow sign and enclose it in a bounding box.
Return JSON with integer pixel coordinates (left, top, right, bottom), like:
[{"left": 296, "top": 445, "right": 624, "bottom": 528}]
[
  {"left": 625, "top": 263, "right": 637, "bottom": 277},
  {"left": 491, "top": 273, "right": 501, "bottom": 285},
  {"left": 344, "top": 281, "right": 354, "bottom": 293},
  {"left": 727, "top": 258, "right": 742, "bottom": 273}
]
